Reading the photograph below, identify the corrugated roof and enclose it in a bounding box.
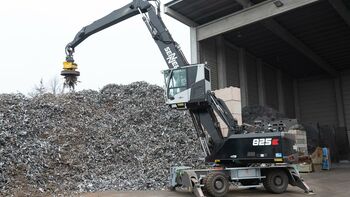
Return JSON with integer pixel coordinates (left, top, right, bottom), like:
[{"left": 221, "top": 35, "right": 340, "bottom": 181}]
[
  {"left": 165, "top": 0, "right": 268, "bottom": 25},
  {"left": 221, "top": 0, "right": 350, "bottom": 77},
  {"left": 224, "top": 23, "right": 325, "bottom": 78},
  {"left": 275, "top": 0, "right": 350, "bottom": 71},
  {"left": 167, "top": 0, "right": 350, "bottom": 77}
]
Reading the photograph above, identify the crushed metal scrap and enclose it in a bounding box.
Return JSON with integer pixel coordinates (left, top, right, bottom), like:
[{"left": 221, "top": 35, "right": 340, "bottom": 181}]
[
  {"left": 242, "top": 105, "right": 286, "bottom": 125},
  {"left": 0, "top": 82, "right": 205, "bottom": 196}
]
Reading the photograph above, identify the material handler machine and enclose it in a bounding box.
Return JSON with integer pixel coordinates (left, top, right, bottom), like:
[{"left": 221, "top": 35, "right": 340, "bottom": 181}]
[{"left": 61, "top": 1, "right": 313, "bottom": 196}]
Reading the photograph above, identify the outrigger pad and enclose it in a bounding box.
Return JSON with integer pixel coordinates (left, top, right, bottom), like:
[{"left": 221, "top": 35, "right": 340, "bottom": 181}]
[{"left": 288, "top": 167, "right": 314, "bottom": 194}]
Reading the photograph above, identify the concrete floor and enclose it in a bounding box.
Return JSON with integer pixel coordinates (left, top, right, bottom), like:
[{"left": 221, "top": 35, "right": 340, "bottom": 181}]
[{"left": 82, "top": 164, "right": 350, "bottom": 197}]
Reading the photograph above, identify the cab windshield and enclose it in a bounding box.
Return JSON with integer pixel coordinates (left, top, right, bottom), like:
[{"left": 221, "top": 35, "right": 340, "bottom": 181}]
[{"left": 164, "top": 68, "right": 187, "bottom": 99}]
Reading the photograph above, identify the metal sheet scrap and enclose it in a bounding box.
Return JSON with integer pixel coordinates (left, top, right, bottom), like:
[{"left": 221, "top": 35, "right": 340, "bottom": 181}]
[{"left": 0, "top": 82, "right": 205, "bottom": 196}]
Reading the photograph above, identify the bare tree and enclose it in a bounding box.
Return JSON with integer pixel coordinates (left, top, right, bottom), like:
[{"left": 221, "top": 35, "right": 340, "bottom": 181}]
[
  {"left": 29, "top": 78, "right": 47, "bottom": 97},
  {"left": 29, "top": 76, "right": 64, "bottom": 97},
  {"left": 49, "top": 76, "right": 63, "bottom": 95}
]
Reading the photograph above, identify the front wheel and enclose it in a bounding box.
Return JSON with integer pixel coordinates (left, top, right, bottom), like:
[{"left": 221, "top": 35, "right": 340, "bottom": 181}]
[
  {"left": 263, "top": 169, "right": 289, "bottom": 194},
  {"left": 203, "top": 172, "right": 229, "bottom": 197}
]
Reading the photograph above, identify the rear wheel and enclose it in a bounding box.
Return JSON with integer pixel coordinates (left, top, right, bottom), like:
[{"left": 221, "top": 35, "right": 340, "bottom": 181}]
[
  {"left": 203, "top": 172, "right": 229, "bottom": 197},
  {"left": 168, "top": 186, "right": 176, "bottom": 191},
  {"left": 263, "top": 169, "right": 289, "bottom": 194}
]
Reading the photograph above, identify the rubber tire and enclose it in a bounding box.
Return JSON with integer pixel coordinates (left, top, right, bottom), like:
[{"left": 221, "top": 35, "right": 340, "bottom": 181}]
[
  {"left": 263, "top": 169, "right": 289, "bottom": 194},
  {"left": 168, "top": 186, "right": 176, "bottom": 191},
  {"left": 203, "top": 172, "right": 229, "bottom": 197}
]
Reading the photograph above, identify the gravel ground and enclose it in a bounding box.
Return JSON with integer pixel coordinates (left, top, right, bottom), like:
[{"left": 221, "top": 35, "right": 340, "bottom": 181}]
[{"left": 83, "top": 164, "right": 350, "bottom": 197}]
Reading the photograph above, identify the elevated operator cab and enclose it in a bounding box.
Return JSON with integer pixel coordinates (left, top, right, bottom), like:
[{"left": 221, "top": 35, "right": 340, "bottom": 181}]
[{"left": 163, "top": 64, "right": 211, "bottom": 109}]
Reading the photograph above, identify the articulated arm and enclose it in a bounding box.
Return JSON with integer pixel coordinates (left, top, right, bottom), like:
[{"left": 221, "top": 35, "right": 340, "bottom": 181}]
[
  {"left": 65, "top": 1, "right": 150, "bottom": 58},
  {"left": 208, "top": 92, "right": 238, "bottom": 134},
  {"left": 189, "top": 92, "right": 239, "bottom": 160},
  {"left": 62, "top": 0, "right": 188, "bottom": 89}
]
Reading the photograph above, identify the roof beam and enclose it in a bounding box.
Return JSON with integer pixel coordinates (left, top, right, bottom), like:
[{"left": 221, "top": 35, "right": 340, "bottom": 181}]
[
  {"left": 164, "top": 6, "right": 198, "bottom": 27},
  {"left": 261, "top": 19, "right": 338, "bottom": 76},
  {"left": 164, "top": 0, "right": 184, "bottom": 8},
  {"left": 329, "top": 0, "right": 350, "bottom": 27},
  {"left": 235, "top": 0, "right": 252, "bottom": 8},
  {"left": 197, "top": 0, "right": 320, "bottom": 41}
]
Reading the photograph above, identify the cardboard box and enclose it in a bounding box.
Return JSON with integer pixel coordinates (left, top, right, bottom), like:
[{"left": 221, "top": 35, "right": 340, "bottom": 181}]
[
  {"left": 311, "top": 147, "right": 323, "bottom": 164},
  {"left": 213, "top": 87, "right": 243, "bottom": 136},
  {"left": 225, "top": 100, "right": 242, "bottom": 114},
  {"left": 233, "top": 113, "right": 242, "bottom": 126},
  {"left": 313, "top": 164, "right": 322, "bottom": 172},
  {"left": 214, "top": 87, "right": 241, "bottom": 101},
  {"left": 221, "top": 127, "right": 229, "bottom": 138}
]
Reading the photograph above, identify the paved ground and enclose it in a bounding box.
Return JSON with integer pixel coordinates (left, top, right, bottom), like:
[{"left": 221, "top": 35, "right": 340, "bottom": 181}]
[{"left": 82, "top": 164, "right": 350, "bottom": 197}]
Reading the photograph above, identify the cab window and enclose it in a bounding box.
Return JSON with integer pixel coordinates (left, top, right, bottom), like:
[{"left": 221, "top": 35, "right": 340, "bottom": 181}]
[{"left": 168, "top": 69, "right": 187, "bottom": 98}]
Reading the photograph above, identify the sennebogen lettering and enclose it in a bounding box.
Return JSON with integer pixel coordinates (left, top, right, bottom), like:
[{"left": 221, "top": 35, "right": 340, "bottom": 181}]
[{"left": 164, "top": 47, "right": 179, "bottom": 68}]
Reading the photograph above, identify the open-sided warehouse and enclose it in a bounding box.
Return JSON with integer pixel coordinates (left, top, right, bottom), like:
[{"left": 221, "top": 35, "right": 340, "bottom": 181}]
[{"left": 165, "top": 0, "right": 350, "bottom": 160}]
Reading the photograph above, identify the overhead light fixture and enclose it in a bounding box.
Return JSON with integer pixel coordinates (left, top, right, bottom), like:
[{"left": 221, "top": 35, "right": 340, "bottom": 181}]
[{"left": 274, "top": 0, "right": 284, "bottom": 8}]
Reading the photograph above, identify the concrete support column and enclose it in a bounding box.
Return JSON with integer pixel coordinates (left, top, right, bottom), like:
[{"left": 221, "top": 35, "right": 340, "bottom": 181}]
[
  {"left": 334, "top": 76, "right": 350, "bottom": 147},
  {"left": 257, "top": 59, "right": 265, "bottom": 106},
  {"left": 334, "top": 77, "right": 346, "bottom": 127},
  {"left": 293, "top": 79, "right": 301, "bottom": 120},
  {"left": 216, "top": 35, "right": 227, "bottom": 89},
  {"left": 277, "top": 70, "right": 285, "bottom": 114},
  {"left": 190, "top": 27, "right": 199, "bottom": 64},
  {"left": 239, "top": 48, "right": 249, "bottom": 107}
]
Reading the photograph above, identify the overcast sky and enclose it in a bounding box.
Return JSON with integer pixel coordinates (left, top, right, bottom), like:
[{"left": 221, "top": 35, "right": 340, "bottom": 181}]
[{"left": 0, "top": 0, "right": 190, "bottom": 94}]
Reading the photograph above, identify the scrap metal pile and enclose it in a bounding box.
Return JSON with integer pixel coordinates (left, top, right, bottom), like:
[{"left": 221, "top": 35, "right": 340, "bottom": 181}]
[
  {"left": 0, "top": 82, "right": 204, "bottom": 196},
  {"left": 242, "top": 105, "right": 286, "bottom": 125}
]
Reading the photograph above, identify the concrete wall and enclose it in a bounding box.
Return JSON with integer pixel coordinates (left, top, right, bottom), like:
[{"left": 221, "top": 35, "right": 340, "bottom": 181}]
[
  {"left": 199, "top": 37, "right": 295, "bottom": 118},
  {"left": 297, "top": 77, "right": 338, "bottom": 126},
  {"left": 281, "top": 73, "right": 296, "bottom": 118},
  {"left": 341, "top": 71, "right": 350, "bottom": 143},
  {"left": 262, "top": 64, "right": 279, "bottom": 110},
  {"left": 225, "top": 44, "right": 240, "bottom": 88},
  {"left": 199, "top": 38, "right": 218, "bottom": 90},
  {"left": 294, "top": 74, "right": 350, "bottom": 148},
  {"left": 198, "top": 36, "right": 350, "bottom": 147},
  {"left": 198, "top": 36, "right": 349, "bottom": 128},
  {"left": 245, "top": 53, "right": 259, "bottom": 106}
]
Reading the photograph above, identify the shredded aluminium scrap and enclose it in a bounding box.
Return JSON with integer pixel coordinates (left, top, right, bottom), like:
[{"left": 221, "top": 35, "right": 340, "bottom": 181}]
[
  {"left": 0, "top": 82, "right": 204, "bottom": 196},
  {"left": 242, "top": 105, "right": 286, "bottom": 125}
]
